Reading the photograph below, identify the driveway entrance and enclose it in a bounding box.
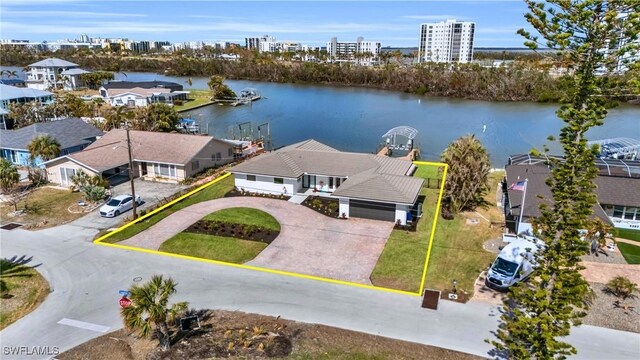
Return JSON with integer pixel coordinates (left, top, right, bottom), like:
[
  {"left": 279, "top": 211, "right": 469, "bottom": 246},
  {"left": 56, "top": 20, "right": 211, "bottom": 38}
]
[{"left": 121, "top": 197, "right": 394, "bottom": 285}]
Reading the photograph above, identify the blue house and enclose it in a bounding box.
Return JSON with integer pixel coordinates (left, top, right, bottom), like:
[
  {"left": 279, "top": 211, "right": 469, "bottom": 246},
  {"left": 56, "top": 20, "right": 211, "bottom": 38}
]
[{"left": 0, "top": 118, "right": 103, "bottom": 167}]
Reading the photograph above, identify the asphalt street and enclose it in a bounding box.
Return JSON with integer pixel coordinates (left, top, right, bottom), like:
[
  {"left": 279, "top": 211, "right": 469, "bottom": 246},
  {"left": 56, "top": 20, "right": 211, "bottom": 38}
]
[{"left": 0, "top": 226, "right": 639, "bottom": 360}]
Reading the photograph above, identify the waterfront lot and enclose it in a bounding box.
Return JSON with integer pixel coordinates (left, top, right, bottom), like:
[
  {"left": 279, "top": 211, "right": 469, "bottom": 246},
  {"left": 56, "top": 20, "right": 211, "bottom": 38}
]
[{"left": 371, "top": 166, "right": 501, "bottom": 295}]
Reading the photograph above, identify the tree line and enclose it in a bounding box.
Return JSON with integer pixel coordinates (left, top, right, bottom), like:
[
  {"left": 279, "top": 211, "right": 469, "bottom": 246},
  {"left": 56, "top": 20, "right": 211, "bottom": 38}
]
[{"left": 3, "top": 47, "right": 637, "bottom": 103}]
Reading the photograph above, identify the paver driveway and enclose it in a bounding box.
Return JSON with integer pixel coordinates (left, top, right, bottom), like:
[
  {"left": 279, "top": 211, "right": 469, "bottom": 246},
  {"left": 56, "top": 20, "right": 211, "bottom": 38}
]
[{"left": 120, "top": 197, "right": 394, "bottom": 284}]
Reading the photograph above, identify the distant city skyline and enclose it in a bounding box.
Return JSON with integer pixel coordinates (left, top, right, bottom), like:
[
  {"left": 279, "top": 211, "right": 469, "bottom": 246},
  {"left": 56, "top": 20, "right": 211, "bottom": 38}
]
[{"left": 0, "top": 0, "right": 537, "bottom": 48}]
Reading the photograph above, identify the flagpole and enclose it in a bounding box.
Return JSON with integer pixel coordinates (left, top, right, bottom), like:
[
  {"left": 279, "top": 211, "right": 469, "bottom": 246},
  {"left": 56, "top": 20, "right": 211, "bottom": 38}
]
[{"left": 517, "top": 178, "right": 528, "bottom": 235}]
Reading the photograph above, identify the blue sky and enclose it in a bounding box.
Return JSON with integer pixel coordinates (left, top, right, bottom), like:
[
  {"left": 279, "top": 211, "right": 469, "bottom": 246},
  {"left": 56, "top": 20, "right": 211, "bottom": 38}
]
[{"left": 0, "top": 1, "right": 535, "bottom": 47}]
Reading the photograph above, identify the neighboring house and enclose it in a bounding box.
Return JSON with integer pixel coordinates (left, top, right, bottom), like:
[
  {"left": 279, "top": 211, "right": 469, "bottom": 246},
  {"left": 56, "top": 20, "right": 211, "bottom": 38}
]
[
  {"left": 229, "top": 139, "right": 424, "bottom": 225},
  {"left": 25, "top": 57, "right": 92, "bottom": 90},
  {"left": 44, "top": 129, "right": 234, "bottom": 186},
  {"left": 504, "top": 154, "right": 640, "bottom": 232},
  {"left": 0, "top": 79, "right": 26, "bottom": 87},
  {"left": 0, "top": 84, "right": 55, "bottom": 128},
  {"left": 99, "top": 86, "right": 189, "bottom": 107},
  {"left": 0, "top": 118, "right": 103, "bottom": 166}
]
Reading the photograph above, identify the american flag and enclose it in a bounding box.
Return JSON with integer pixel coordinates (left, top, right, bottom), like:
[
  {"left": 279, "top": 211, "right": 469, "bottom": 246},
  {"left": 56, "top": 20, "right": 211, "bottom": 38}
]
[{"left": 508, "top": 180, "right": 526, "bottom": 191}]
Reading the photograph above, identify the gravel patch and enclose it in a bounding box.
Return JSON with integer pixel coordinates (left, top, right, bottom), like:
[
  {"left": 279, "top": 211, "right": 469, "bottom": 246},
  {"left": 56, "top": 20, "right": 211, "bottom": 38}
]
[
  {"left": 483, "top": 238, "right": 507, "bottom": 254},
  {"left": 582, "top": 283, "right": 640, "bottom": 333}
]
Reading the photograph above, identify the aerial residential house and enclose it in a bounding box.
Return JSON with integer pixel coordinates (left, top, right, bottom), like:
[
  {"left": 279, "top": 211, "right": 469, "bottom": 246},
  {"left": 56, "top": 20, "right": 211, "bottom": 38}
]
[
  {"left": 44, "top": 129, "right": 234, "bottom": 186},
  {"left": 327, "top": 37, "right": 381, "bottom": 66},
  {"left": 503, "top": 154, "right": 640, "bottom": 232},
  {"left": 229, "top": 139, "right": 424, "bottom": 225},
  {"left": 99, "top": 81, "right": 188, "bottom": 107},
  {"left": 418, "top": 19, "right": 475, "bottom": 63},
  {"left": 0, "top": 84, "right": 54, "bottom": 129},
  {"left": 0, "top": 118, "right": 103, "bottom": 166},
  {"left": 25, "top": 58, "right": 92, "bottom": 90}
]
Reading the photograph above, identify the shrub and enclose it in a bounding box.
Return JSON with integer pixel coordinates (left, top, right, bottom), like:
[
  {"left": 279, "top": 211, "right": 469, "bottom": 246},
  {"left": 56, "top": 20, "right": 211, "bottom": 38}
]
[
  {"left": 605, "top": 276, "right": 639, "bottom": 300},
  {"left": 312, "top": 199, "right": 322, "bottom": 208},
  {"left": 84, "top": 185, "right": 106, "bottom": 203},
  {"left": 328, "top": 202, "right": 338, "bottom": 212}
]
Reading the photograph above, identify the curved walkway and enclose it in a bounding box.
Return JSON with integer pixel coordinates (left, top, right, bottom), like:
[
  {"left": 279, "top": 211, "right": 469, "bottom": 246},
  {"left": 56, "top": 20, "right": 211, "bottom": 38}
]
[{"left": 120, "top": 197, "right": 394, "bottom": 284}]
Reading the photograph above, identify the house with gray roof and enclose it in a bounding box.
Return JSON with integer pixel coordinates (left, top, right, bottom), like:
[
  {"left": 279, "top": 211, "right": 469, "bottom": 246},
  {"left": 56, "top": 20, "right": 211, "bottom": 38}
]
[
  {"left": 26, "top": 57, "right": 92, "bottom": 91},
  {"left": 504, "top": 155, "right": 640, "bottom": 232},
  {"left": 229, "top": 139, "right": 424, "bottom": 224},
  {"left": 0, "top": 118, "right": 102, "bottom": 167},
  {"left": 44, "top": 129, "right": 234, "bottom": 186},
  {"left": 0, "top": 84, "right": 55, "bottom": 129}
]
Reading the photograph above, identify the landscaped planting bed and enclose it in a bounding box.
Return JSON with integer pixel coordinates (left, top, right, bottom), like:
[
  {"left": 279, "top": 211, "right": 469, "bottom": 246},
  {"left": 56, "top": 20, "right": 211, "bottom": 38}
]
[
  {"left": 301, "top": 196, "right": 339, "bottom": 218},
  {"left": 185, "top": 219, "right": 279, "bottom": 244},
  {"left": 225, "top": 188, "right": 291, "bottom": 201},
  {"left": 159, "top": 207, "right": 280, "bottom": 264}
]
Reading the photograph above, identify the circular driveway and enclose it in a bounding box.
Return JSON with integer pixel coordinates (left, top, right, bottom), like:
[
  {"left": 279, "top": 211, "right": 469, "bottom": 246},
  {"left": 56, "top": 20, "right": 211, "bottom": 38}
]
[{"left": 120, "top": 197, "right": 394, "bottom": 284}]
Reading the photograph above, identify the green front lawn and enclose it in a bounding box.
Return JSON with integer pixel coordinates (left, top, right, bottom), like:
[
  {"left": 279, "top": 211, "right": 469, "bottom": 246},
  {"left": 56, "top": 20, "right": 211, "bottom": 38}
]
[
  {"left": 100, "top": 175, "right": 234, "bottom": 243},
  {"left": 618, "top": 242, "right": 640, "bottom": 264},
  {"left": 203, "top": 207, "right": 281, "bottom": 231},
  {"left": 615, "top": 228, "right": 640, "bottom": 243},
  {"left": 159, "top": 233, "right": 267, "bottom": 263},
  {"left": 371, "top": 165, "right": 500, "bottom": 294},
  {"left": 174, "top": 89, "right": 213, "bottom": 112}
]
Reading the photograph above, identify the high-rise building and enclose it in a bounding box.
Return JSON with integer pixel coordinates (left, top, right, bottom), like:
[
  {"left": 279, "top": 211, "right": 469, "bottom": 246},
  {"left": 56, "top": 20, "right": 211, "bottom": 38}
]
[
  {"left": 326, "top": 37, "right": 381, "bottom": 66},
  {"left": 418, "top": 19, "right": 475, "bottom": 63},
  {"left": 245, "top": 35, "right": 275, "bottom": 51}
]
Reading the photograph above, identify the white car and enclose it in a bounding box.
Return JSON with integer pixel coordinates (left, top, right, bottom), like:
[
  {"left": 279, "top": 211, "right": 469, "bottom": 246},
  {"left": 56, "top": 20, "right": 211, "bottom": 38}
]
[{"left": 99, "top": 194, "right": 142, "bottom": 217}]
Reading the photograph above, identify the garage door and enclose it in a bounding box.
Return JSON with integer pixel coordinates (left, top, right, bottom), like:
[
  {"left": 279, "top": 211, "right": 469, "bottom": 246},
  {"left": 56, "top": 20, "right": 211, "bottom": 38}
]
[{"left": 349, "top": 199, "right": 396, "bottom": 221}]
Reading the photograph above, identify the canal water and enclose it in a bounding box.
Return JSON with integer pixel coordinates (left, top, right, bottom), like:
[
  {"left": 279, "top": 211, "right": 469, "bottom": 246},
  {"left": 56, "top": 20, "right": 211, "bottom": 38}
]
[{"left": 3, "top": 66, "right": 639, "bottom": 165}]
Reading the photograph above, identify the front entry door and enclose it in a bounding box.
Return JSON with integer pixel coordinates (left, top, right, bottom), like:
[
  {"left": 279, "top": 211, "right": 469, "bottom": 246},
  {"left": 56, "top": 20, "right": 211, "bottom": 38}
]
[
  {"left": 302, "top": 175, "right": 316, "bottom": 189},
  {"left": 141, "top": 162, "right": 148, "bottom": 176}
]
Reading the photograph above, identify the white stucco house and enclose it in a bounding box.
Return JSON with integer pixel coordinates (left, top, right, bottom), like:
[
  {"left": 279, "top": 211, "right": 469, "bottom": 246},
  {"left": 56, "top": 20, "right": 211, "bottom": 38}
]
[
  {"left": 229, "top": 139, "right": 424, "bottom": 225},
  {"left": 99, "top": 86, "right": 189, "bottom": 107},
  {"left": 26, "top": 58, "right": 92, "bottom": 91}
]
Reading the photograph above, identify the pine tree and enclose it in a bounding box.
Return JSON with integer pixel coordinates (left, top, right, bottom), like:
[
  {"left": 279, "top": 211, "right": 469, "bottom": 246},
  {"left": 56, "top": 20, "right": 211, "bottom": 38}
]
[{"left": 491, "top": 1, "right": 639, "bottom": 358}]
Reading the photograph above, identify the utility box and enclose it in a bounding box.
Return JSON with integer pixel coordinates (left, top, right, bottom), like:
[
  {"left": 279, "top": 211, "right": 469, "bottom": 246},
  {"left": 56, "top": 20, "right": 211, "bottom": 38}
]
[{"left": 421, "top": 289, "right": 441, "bottom": 310}]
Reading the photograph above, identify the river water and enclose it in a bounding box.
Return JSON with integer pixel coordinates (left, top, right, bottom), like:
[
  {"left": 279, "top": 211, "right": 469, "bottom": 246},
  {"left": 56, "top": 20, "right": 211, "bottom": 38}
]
[{"left": 3, "top": 66, "right": 639, "bottom": 165}]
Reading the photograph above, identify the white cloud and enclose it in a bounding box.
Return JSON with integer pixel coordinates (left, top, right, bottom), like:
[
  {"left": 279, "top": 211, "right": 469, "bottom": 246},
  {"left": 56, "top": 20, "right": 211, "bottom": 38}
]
[
  {"left": 0, "top": 20, "right": 415, "bottom": 35},
  {"left": 402, "top": 15, "right": 466, "bottom": 21},
  {"left": 3, "top": 10, "right": 147, "bottom": 17}
]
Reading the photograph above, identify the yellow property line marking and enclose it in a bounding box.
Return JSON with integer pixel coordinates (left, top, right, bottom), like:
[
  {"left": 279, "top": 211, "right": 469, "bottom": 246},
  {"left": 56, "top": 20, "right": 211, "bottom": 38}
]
[
  {"left": 414, "top": 161, "right": 448, "bottom": 296},
  {"left": 95, "top": 163, "right": 447, "bottom": 297}
]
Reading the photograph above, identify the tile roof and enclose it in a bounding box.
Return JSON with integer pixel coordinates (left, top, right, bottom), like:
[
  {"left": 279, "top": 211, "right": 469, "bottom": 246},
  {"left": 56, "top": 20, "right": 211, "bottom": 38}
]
[
  {"left": 103, "top": 81, "right": 183, "bottom": 91},
  {"left": 28, "top": 58, "right": 78, "bottom": 68},
  {"left": 230, "top": 139, "right": 423, "bottom": 204},
  {"left": 66, "top": 129, "right": 226, "bottom": 172},
  {"left": 107, "top": 87, "right": 173, "bottom": 97},
  {"left": 595, "top": 176, "right": 640, "bottom": 207},
  {"left": 0, "top": 118, "right": 103, "bottom": 151},
  {"left": 504, "top": 164, "right": 624, "bottom": 224},
  {"left": 60, "top": 68, "right": 91, "bottom": 75},
  {"left": 0, "top": 84, "right": 53, "bottom": 101}
]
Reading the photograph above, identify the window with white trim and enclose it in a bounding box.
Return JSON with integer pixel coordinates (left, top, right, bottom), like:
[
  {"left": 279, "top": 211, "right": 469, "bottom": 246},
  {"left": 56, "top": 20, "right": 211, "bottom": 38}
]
[
  {"left": 246, "top": 175, "right": 256, "bottom": 181},
  {"left": 153, "top": 163, "right": 177, "bottom": 178}
]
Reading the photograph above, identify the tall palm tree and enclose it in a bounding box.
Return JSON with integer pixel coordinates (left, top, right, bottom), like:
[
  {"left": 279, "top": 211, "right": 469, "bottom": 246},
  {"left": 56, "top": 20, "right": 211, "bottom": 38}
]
[
  {"left": 104, "top": 106, "right": 133, "bottom": 131},
  {"left": 120, "top": 275, "right": 188, "bottom": 351},
  {"left": 27, "top": 135, "right": 61, "bottom": 163}
]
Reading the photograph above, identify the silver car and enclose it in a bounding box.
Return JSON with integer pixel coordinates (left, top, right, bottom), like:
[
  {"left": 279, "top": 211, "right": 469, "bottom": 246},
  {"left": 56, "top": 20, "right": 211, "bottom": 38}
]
[{"left": 99, "top": 194, "right": 142, "bottom": 217}]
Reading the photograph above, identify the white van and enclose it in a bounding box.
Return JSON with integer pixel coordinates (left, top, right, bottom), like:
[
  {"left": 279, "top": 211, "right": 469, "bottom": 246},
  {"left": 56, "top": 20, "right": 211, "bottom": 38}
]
[{"left": 485, "top": 238, "right": 544, "bottom": 291}]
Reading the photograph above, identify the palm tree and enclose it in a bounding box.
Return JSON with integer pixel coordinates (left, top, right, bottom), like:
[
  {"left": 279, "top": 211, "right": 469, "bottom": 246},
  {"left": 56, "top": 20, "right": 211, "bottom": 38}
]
[
  {"left": 27, "top": 135, "right": 61, "bottom": 163},
  {"left": 120, "top": 275, "right": 188, "bottom": 351},
  {"left": 104, "top": 106, "right": 133, "bottom": 131},
  {"left": 0, "top": 158, "right": 20, "bottom": 193}
]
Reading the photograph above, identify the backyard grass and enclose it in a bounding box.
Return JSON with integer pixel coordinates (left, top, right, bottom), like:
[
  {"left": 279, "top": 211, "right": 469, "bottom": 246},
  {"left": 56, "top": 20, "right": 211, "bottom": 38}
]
[
  {"left": 0, "top": 259, "right": 50, "bottom": 330},
  {"left": 159, "top": 233, "right": 267, "bottom": 263},
  {"left": 615, "top": 228, "right": 640, "bottom": 243},
  {"left": 203, "top": 207, "right": 281, "bottom": 231},
  {"left": 174, "top": 89, "right": 212, "bottom": 112},
  {"left": 371, "top": 166, "right": 502, "bottom": 294},
  {"left": 618, "top": 242, "right": 640, "bottom": 264},
  {"left": 0, "top": 187, "right": 84, "bottom": 229},
  {"left": 99, "top": 175, "right": 234, "bottom": 243}
]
